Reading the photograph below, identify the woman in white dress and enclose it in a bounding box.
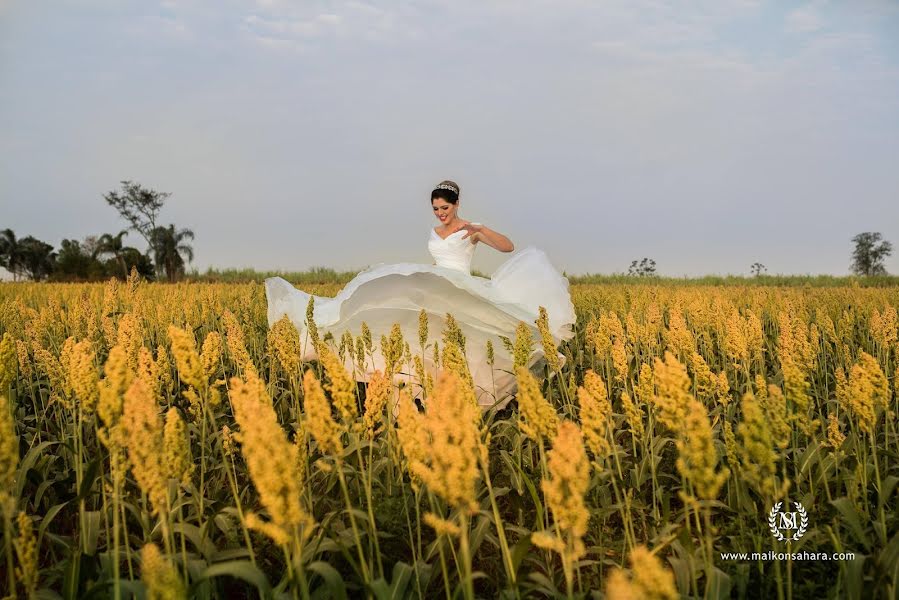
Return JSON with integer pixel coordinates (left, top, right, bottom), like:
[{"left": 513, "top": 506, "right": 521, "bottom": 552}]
[{"left": 264, "top": 180, "right": 576, "bottom": 409}]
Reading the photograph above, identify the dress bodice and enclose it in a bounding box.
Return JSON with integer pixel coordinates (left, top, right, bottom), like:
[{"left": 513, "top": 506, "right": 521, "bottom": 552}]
[{"left": 428, "top": 227, "right": 477, "bottom": 273}]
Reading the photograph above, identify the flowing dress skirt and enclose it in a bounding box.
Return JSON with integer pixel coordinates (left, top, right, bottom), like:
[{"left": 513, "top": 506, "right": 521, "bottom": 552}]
[{"left": 264, "top": 246, "right": 576, "bottom": 409}]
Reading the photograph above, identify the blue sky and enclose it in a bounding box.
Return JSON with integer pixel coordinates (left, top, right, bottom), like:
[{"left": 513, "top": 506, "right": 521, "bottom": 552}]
[{"left": 1, "top": 0, "right": 898, "bottom": 277}]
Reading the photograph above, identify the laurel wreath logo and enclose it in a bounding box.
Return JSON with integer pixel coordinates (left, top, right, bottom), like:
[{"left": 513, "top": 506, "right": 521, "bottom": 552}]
[
  {"left": 768, "top": 501, "right": 808, "bottom": 541},
  {"left": 767, "top": 502, "right": 782, "bottom": 540}
]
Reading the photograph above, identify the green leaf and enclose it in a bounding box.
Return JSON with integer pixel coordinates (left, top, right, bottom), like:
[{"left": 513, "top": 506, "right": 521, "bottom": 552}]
[
  {"left": 61, "top": 550, "right": 81, "bottom": 600},
  {"left": 526, "top": 571, "right": 558, "bottom": 596},
  {"left": 37, "top": 501, "right": 70, "bottom": 547},
  {"left": 498, "top": 450, "right": 522, "bottom": 494},
  {"left": 877, "top": 529, "right": 899, "bottom": 592},
  {"left": 795, "top": 439, "right": 824, "bottom": 477},
  {"left": 79, "top": 581, "right": 144, "bottom": 600},
  {"left": 387, "top": 561, "right": 415, "bottom": 600},
  {"left": 511, "top": 460, "right": 544, "bottom": 531},
  {"left": 171, "top": 521, "right": 217, "bottom": 560},
  {"left": 841, "top": 551, "right": 866, "bottom": 600},
  {"left": 34, "top": 477, "right": 57, "bottom": 507},
  {"left": 210, "top": 547, "right": 253, "bottom": 562},
  {"left": 831, "top": 497, "right": 872, "bottom": 551},
  {"left": 510, "top": 534, "right": 533, "bottom": 575},
  {"left": 61, "top": 550, "right": 100, "bottom": 600},
  {"left": 468, "top": 514, "right": 491, "bottom": 557},
  {"left": 308, "top": 560, "right": 348, "bottom": 600},
  {"left": 879, "top": 475, "right": 899, "bottom": 510},
  {"left": 83, "top": 511, "right": 102, "bottom": 556},
  {"left": 192, "top": 560, "right": 272, "bottom": 597},
  {"left": 369, "top": 562, "right": 416, "bottom": 600},
  {"left": 667, "top": 556, "right": 692, "bottom": 596},
  {"left": 704, "top": 566, "right": 732, "bottom": 600},
  {"left": 15, "top": 441, "right": 59, "bottom": 498},
  {"left": 368, "top": 579, "right": 391, "bottom": 599},
  {"left": 76, "top": 458, "right": 102, "bottom": 502}
]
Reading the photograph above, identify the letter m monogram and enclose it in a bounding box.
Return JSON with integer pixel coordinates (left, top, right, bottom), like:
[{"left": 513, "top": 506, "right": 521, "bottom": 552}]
[{"left": 778, "top": 511, "right": 797, "bottom": 530}]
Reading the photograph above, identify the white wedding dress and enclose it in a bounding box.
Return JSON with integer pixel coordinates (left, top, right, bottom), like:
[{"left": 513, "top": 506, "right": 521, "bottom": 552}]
[{"left": 264, "top": 227, "right": 576, "bottom": 409}]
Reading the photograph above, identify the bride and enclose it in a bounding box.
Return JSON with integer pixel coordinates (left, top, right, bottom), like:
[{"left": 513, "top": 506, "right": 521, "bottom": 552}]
[{"left": 264, "top": 180, "right": 576, "bottom": 409}]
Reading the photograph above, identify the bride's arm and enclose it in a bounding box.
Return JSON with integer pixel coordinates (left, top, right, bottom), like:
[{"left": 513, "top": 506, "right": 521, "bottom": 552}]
[{"left": 461, "top": 222, "right": 514, "bottom": 252}]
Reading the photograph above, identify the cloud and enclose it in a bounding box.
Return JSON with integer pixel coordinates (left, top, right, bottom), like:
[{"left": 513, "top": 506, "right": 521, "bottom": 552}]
[
  {"left": 244, "top": 13, "right": 342, "bottom": 38},
  {"left": 249, "top": 33, "right": 308, "bottom": 53},
  {"left": 786, "top": 6, "right": 823, "bottom": 33},
  {"left": 2, "top": 0, "right": 898, "bottom": 275},
  {"left": 142, "top": 14, "right": 192, "bottom": 39},
  {"left": 241, "top": 0, "right": 424, "bottom": 47}
]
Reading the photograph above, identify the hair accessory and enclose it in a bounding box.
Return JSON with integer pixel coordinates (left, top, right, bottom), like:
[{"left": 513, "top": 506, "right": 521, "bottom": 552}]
[{"left": 434, "top": 182, "right": 459, "bottom": 195}]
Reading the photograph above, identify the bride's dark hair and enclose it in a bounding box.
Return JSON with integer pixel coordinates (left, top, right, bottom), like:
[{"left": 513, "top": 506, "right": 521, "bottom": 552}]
[{"left": 431, "top": 180, "right": 460, "bottom": 204}]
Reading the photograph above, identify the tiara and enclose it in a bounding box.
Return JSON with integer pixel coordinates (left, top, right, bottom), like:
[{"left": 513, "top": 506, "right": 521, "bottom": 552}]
[{"left": 435, "top": 183, "right": 459, "bottom": 194}]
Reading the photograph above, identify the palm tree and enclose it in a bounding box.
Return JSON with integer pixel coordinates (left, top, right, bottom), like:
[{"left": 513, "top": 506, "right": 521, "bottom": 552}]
[
  {"left": 0, "top": 228, "right": 23, "bottom": 281},
  {"left": 150, "top": 224, "right": 195, "bottom": 282},
  {"left": 96, "top": 230, "right": 129, "bottom": 278}
]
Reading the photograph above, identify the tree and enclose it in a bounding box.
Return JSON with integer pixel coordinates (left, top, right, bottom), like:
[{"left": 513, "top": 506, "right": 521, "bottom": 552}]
[
  {"left": 750, "top": 262, "right": 767, "bottom": 277},
  {"left": 0, "top": 228, "right": 23, "bottom": 280},
  {"left": 82, "top": 235, "right": 102, "bottom": 260},
  {"left": 51, "top": 234, "right": 152, "bottom": 282},
  {"left": 628, "top": 258, "right": 657, "bottom": 277},
  {"left": 150, "top": 224, "right": 195, "bottom": 282},
  {"left": 851, "top": 232, "right": 893, "bottom": 276},
  {"left": 121, "top": 247, "right": 156, "bottom": 280},
  {"left": 96, "top": 230, "right": 130, "bottom": 278},
  {"left": 104, "top": 181, "right": 170, "bottom": 274},
  {"left": 54, "top": 239, "right": 98, "bottom": 280},
  {"left": 18, "top": 236, "right": 56, "bottom": 281}
]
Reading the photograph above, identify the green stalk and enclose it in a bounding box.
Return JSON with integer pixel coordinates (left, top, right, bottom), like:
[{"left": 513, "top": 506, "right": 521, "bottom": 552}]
[
  {"left": 360, "top": 433, "right": 384, "bottom": 578},
  {"left": 222, "top": 448, "right": 258, "bottom": 566},
  {"left": 427, "top": 495, "right": 453, "bottom": 600},
  {"left": 289, "top": 529, "right": 311, "bottom": 600},
  {"left": 648, "top": 411, "right": 660, "bottom": 522},
  {"left": 177, "top": 489, "right": 189, "bottom": 582},
  {"left": 435, "top": 532, "right": 453, "bottom": 600},
  {"left": 479, "top": 456, "right": 518, "bottom": 592},
  {"left": 283, "top": 541, "right": 302, "bottom": 600},
  {"left": 870, "top": 431, "right": 888, "bottom": 545},
  {"left": 198, "top": 399, "right": 207, "bottom": 525},
  {"left": 3, "top": 510, "right": 16, "bottom": 599},
  {"left": 335, "top": 458, "right": 371, "bottom": 583},
  {"left": 459, "top": 512, "right": 475, "bottom": 600},
  {"left": 537, "top": 440, "right": 550, "bottom": 530},
  {"left": 74, "top": 403, "right": 87, "bottom": 554},
  {"left": 608, "top": 428, "right": 637, "bottom": 549},
  {"left": 398, "top": 477, "right": 425, "bottom": 599}
]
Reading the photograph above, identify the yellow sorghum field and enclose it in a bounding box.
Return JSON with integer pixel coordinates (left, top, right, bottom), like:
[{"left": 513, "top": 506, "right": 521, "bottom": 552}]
[{"left": 0, "top": 273, "right": 898, "bottom": 599}]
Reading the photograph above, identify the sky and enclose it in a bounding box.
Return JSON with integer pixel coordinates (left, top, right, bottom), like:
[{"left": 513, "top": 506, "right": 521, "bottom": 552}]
[{"left": 1, "top": 0, "right": 898, "bottom": 278}]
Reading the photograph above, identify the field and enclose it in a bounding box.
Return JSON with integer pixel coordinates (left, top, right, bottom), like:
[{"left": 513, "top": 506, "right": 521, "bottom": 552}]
[{"left": 1, "top": 273, "right": 898, "bottom": 599}]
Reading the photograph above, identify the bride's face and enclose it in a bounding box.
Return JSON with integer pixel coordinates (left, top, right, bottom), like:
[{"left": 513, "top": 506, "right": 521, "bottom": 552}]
[{"left": 431, "top": 199, "right": 458, "bottom": 224}]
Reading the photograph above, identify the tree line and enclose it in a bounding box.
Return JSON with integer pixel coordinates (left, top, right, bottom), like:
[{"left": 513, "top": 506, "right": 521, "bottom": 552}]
[
  {"left": 623, "top": 232, "right": 892, "bottom": 278},
  {"left": 1, "top": 183, "right": 894, "bottom": 282},
  {"left": 0, "top": 181, "right": 194, "bottom": 282}
]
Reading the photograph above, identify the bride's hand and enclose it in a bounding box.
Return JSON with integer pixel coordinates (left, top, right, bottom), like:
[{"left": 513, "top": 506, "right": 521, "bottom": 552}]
[
  {"left": 460, "top": 222, "right": 515, "bottom": 252},
  {"left": 459, "top": 221, "right": 483, "bottom": 243}
]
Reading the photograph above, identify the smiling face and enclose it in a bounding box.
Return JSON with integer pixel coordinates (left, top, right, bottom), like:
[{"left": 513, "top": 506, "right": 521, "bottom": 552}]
[{"left": 431, "top": 198, "right": 458, "bottom": 225}]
